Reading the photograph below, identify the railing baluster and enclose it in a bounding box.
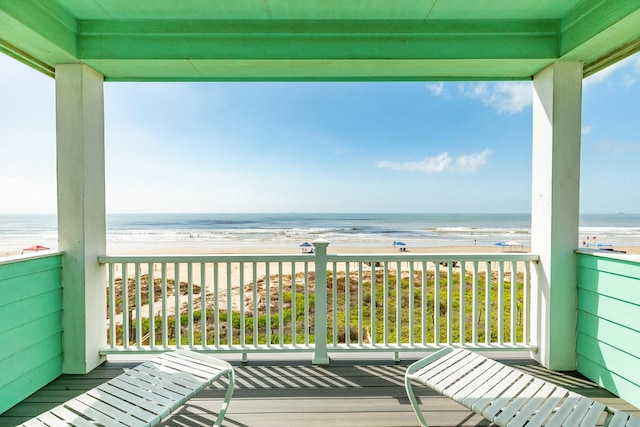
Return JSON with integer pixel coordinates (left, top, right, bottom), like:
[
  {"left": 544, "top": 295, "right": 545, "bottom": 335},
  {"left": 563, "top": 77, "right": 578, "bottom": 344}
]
[
  {"left": 312, "top": 240, "right": 329, "bottom": 364},
  {"left": 278, "top": 261, "right": 284, "bottom": 346},
  {"left": 161, "top": 263, "right": 168, "bottom": 349},
  {"left": 446, "top": 263, "right": 453, "bottom": 345},
  {"left": 498, "top": 261, "right": 505, "bottom": 346},
  {"left": 122, "top": 263, "right": 129, "bottom": 349},
  {"left": 421, "top": 261, "right": 427, "bottom": 345},
  {"left": 383, "top": 262, "right": 389, "bottom": 347},
  {"left": 135, "top": 263, "right": 142, "bottom": 349},
  {"left": 370, "top": 262, "right": 376, "bottom": 346},
  {"left": 239, "top": 261, "right": 245, "bottom": 349},
  {"left": 148, "top": 262, "right": 155, "bottom": 348},
  {"left": 252, "top": 261, "right": 258, "bottom": 348},
  {"left": 459, "top": 260, "right": 465, "bottom": 345},
  {"left": 187, "top": 262, "right": 194, "bottom": 348},
  {"left": 265, "top": 262, "right": 271, "bottom": 347},
  {"left": 396, "top": 261, "right": 402, "bottom": 346},
  {"left": 358, "top": 263, "right": 363, "bottom": 346},
  {"left": 331, "top": 261, "right": 338, "bottom": 346},
  {"left": 485, "top": 261, "right": 491, "bottom": 346},
  {"left": 226, "top": 262, "right": 232, "bottom": 347},
  {"left": 108, "top": 263, "right": 116, "bottom": 349},
  {"left": 201, "top": 262, "right": 207, "bottom": 349},
  {"left": 409, "top": 261, "right": 415, "bottom": 346},
  {"left": 291, "top": 262, "right": 296, "bottom": 347},
  {"left": 345, "top": 262, "right": 351, "bottom": 345},
  {"left": 434, "top": 262, "right": 440, "bottom": 346},
  {"left": 304, "top": 261, "right": 310, "bottom": 346},
  {"left": 524, "top": 261, "right": 531, "bottom": 346},
  {"left": 510, "top": 260, "right": 518, "bottom": 345},
  {"left": 174, "top": 262, "right": 181, "bottom": 348},
  {"left": 213, "top": 262, "right": 219, "bottom": 348},
  {"left": 472, "top": 261, "right": 479, "bottom": 346}
]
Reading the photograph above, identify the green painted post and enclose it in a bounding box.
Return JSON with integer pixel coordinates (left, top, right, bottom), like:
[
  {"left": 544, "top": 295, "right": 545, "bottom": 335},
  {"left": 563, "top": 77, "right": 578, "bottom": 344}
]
[{"left": 312, "top": 239, "right": 330, "bottom": 365}]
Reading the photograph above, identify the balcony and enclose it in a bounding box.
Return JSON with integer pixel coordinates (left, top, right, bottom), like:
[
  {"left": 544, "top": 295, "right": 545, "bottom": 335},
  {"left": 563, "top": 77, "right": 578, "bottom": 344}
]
[{"left": 2, "top": 245, "right": 639, "bottom": 424}]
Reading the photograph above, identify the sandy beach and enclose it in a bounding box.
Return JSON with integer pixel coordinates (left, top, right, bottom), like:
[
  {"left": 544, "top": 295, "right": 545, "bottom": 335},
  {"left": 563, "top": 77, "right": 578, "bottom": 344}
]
[{"left": 106, "top": 243, "right": 523, "bottom": 256}]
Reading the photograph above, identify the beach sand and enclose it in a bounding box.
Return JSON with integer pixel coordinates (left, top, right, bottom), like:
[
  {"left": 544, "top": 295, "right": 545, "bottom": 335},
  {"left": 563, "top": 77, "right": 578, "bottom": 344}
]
[{"left": 107, "top": 244, "right": 522, "bottom": 256}]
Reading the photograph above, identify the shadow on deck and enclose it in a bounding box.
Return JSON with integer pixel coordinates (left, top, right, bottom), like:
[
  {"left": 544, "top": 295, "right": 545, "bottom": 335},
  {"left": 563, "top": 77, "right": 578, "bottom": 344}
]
[{"left": 2, "top": 355, "right": 638, "bottom": 427}]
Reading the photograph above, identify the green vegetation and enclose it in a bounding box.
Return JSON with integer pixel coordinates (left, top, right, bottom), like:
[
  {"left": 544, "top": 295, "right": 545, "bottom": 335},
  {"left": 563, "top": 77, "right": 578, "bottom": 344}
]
[{"left": 109, "top": 269, "right": 526, "bottom": 347}]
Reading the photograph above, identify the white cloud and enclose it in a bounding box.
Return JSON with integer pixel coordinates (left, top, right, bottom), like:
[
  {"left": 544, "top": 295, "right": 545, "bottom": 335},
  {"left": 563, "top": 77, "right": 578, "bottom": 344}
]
[
  {"left": 455, "top": 149, "right": 493, "bottom": 173},
  {"left": 425, "top": 82, "right": 446, "bottom": 96},
  {"left": 581, "top": 125, "right": 593, "bottom": 135},
  {"left": 459, "top": 82, "right": 532, "bottom": 114},
  {"left": 594, "top": 139, "right": 640, "bottom": 153},
  {"left": 376, "top": 149, "right": 492, "bottom": 174}
]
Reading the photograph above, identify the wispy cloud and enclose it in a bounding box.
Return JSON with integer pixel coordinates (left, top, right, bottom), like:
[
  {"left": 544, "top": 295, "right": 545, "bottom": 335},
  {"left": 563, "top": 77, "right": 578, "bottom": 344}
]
[
  {"left": 594, "top": 139, "right": 640, "bottom": 153},
  {"left": 459, "top": 82, "right": 532, "bottom": 114},
  {"left": 425, "top": 82, "right": 446, "bottom": 96},
  {"left": 582, "top": 125, "right": 593, "bottom": 135},
  {"left": 455, "top": 149, "right": 493, "bottom": 172},
  {"left": 376, "top": 149, "right": 492, "bottom": 174}
]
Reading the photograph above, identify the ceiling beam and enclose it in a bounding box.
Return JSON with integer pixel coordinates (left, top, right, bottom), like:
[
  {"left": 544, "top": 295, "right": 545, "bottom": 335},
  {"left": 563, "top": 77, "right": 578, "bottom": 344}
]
[
  {"left": 0, "top": 1, "right": 77, "bottom": 71},
  {"left": 78, "top": 20, "right": 559, "bottom": 61}
]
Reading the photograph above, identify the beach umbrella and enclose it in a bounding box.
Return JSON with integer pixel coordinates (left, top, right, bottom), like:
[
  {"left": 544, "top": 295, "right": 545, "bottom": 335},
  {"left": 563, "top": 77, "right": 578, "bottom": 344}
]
[
  {"left": 23, "top": 245, "right": 50, "bottom": 251},
  {"left": 395, "top": 241, "right": 406, "bottom": 246},
  {"left": 299, "top": 241, "right": 314, "bottom": 253},
  {"left": 22, "top": 245, "right": 50, "bottom": 254}
]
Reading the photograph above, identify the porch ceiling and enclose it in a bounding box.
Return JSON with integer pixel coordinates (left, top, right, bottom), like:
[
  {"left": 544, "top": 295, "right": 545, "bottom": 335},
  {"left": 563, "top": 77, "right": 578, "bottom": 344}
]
[{"left": 1, "top": 1, "right": 639, "bottom": 81}]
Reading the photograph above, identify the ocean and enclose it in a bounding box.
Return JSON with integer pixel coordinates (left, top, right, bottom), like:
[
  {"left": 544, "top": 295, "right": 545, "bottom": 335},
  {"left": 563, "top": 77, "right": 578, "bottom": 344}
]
[{"left": 1, "top": 213, "right": 640, "bottom": 254}]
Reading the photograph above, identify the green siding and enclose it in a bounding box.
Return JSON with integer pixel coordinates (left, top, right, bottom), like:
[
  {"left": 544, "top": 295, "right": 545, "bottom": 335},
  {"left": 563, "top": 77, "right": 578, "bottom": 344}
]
[
  {"left": 0, "top": 255, "right": 63, "bottom": 415},
  {"left": 577, "top": 252, "right": 640, "bottom": 409}
]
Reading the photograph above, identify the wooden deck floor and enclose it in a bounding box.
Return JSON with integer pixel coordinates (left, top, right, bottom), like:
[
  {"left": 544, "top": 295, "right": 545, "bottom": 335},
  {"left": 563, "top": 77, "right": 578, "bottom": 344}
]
[{"left": 2, "top": 354, "right": 639, "bottom": 427}]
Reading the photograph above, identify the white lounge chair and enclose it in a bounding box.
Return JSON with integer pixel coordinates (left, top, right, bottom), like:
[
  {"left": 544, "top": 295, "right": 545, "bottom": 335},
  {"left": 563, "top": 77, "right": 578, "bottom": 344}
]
[
  {"left": 405, "top": 347, "right": 639, "bottom": 427},
  {"left": 21, "top": 350, "right": 235, "bottom": 427}
]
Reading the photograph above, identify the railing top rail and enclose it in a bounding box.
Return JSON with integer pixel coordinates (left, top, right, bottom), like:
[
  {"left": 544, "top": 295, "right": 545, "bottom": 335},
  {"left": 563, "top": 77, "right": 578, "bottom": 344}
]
[
  {"left": 98, "top": 254, "right": 316, "bottom": 263},
  {"left": 99, "top": 252, "right": 539, "bottom": 264},
  {"left": 327, "top": 253, "right": 539, "bottom": 262}
]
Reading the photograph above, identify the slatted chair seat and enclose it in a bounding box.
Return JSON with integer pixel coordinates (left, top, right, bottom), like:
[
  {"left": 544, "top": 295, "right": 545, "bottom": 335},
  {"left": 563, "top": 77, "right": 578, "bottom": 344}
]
[
  {"left": 405, "top": 347, "right": 640, "bottom": 427},
  {"left": 21, "top": 350, "right": 235, "bottom": 427}
]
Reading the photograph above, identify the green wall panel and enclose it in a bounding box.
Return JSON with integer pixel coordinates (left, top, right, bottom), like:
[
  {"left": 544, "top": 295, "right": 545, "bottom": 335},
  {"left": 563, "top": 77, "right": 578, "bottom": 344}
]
[
  {"left": 578, "top": 289, "right": 640, "bottom": 332},
  {"left": 576, "top": 252, "right": 640, "bottom": 410},
  {"left": 577, "top": 333, "right": 640, "bottom": 390},
  {"left": 578, "top": 254, "right": 640, "bottom": 279},
  {"left": 577, "top": 355, "right": 640, "bottom": 409},
  {"left": 0, "top": 255, "right": 63, "bottom": 415},
  {"left": 577, "top": 311, "right": 638, "bottom": 357}
]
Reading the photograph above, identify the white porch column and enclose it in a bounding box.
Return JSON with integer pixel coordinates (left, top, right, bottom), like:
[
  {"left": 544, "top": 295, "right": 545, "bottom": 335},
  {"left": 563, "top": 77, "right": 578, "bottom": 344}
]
[
  {"left": 531, "top": 61, "right": 583, "bottom": 371},
  {"left": 56, "top": 64, "right": 106, "bottom": 374}
]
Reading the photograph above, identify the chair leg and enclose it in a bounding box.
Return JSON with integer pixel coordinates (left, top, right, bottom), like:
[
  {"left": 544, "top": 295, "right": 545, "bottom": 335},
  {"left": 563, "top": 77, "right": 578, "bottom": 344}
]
[
  {"left": 213, "top": 368, "right": 235, "bottom": 427},
  {"left": 405, "top": 375, "right": 430, "bottom": 427}
]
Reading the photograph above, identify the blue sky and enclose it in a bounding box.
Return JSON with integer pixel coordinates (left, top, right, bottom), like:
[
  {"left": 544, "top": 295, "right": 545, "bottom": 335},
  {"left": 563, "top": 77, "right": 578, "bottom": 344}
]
[{"left": 0, "top": 52, "right": 639, "bottom": 214}]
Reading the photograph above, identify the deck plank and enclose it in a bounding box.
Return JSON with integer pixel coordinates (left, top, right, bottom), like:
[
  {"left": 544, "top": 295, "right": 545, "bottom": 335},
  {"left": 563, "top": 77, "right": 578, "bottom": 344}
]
[{"left": 1, "top": 356, "right": 638, "bottom": 427}]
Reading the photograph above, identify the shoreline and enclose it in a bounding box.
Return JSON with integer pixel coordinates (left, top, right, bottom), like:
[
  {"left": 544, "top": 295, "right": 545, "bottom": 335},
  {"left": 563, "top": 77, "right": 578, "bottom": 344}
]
[{"left": 4, "top": 242, "right": 640, "bottom": 258}]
